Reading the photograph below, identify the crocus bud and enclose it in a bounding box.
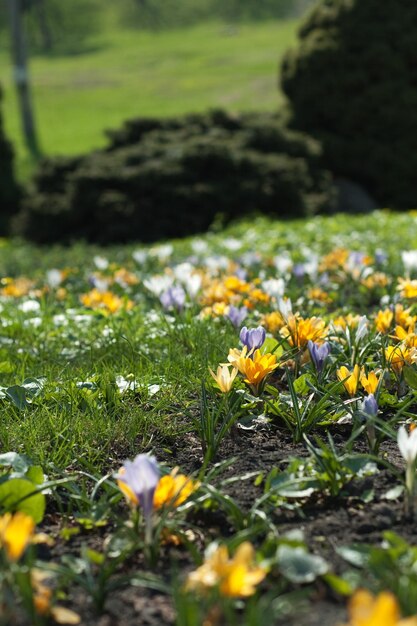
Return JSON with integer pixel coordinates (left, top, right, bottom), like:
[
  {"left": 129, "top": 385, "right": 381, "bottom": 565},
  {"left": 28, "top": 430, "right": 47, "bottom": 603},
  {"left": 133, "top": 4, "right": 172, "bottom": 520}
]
[
  {"left": 240, "top": 326, "right": 266, "bottom": 351},
  {"left": 307, "top": 340, "right": 331, "bottom": 372},
  {"left": 226, "top": 306, "right": 248, "bottom": 329},
  {"left": 160, "top": 286, "right": 186, "bottom": 311},
  {"left": 361, "top": 394, "right": 378, "bottom": 419}
]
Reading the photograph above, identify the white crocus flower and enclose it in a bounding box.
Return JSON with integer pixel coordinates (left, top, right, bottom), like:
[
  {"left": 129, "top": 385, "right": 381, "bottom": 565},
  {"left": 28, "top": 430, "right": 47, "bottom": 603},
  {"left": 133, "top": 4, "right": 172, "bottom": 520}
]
[
  {"left": 150, "top": 244, "right": 173, "bottom": 261},
  {"left": 222, "top": 237, "right": 242, "bottom": 251},
  {"left": 402, "top": 250, "right": 417, "bottom": 276},
  {"left": 262, "top": 278, "right": 285, "bottom": 301},
  {"left": 46, "top": 269, "right": 63, "bottom": 289},
  {"left": 398, "top": 425, "right": 417, "bottom": 465},
  {"left": 355, "top": 316, "right": 369, "bottom": 343},
  {"left": 191, "top": 239, "right": 208, "bottom": 255},
  {"left": 94, "top": 255, "right": 109, "bottom": 270},
  {"left": 132, "top": 249, "right": 148, "bottom": 265},
  {"left": 277, "top": 297, "right": 292, "bottom": 318},
  {"left": 183, "top": 274, "right": 202, "bottom": 298},
  {"left": 397, "top": 425, "right": 417, "bottom": 518},
  {"left": 273, "top": 253, "right": 292, "bottom": 276},
  {"left": 19, "top": 299, "right": 40, "bottom": 313},
  {"left": 143, "top": 275, "right": 174, "bottom": 296}
]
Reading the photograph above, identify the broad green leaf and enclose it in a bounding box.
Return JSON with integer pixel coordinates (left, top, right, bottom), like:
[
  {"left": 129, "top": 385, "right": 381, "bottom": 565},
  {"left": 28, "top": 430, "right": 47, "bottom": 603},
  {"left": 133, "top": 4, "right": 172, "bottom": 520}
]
[
  {"left": 0, "top": 452, "right": 31, "bottom": 474},
  {"left": 336, "top": 545, "right": 370, "bottom": 568},
  {"left": 21, "top": 378, "right": 46, "bottom": 398},
  {"left": 293, "top": 373, "right": 313, "bottom": 395},
  {"left": 403, "top": 366, "right": 417, "bottom": 390},
  {"left": 5, "top": 386, "right": 28, "bottom": 410},
  {"left": 323, "top": 573, "right": 353, "bottom": 596},
  {"left": 0, "top": 478, "right": 46, "bottom": 523},
  {"left": 262, "top": 338, "right": 283, "bottom": 358},
  {"left": 382, "top": 485, "right": 404, "bottom": 501},
  {"left": 277, "top": 545, "right": 328, "bottom": 583},
  {"left": 25, "top": 466, "right": 45, "bottom": 485}
]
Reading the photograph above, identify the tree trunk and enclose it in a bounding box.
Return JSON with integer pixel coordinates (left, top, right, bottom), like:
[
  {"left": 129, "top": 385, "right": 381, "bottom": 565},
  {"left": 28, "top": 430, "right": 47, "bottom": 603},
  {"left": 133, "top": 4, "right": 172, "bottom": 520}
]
[{"left": 8, "top": 0, "right": 41, "bottom": 158}]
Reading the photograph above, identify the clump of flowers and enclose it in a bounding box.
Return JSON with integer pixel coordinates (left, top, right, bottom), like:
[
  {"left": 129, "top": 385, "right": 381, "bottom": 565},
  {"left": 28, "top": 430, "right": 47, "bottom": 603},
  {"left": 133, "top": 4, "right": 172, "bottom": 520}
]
[
  {"left": 340, "top": 589, "right": 417, "bottom": 626},
  {"left": 225, "top": 346, "right": 279, "bottom": 395},
  {"left": 385, "top": 345, "right": 416, "bottom": 375},
  {"left": 185, "top": 542, "right": 267, "bottom": 597},
  {"left": 280, "top": 313, "right": 328, "bottom": 350},
  {"left": 80, "top": 288, "right": 133, "bottom": 314},
  {"left": 116, "top": 454, "right": 198, "bottom": 543}
]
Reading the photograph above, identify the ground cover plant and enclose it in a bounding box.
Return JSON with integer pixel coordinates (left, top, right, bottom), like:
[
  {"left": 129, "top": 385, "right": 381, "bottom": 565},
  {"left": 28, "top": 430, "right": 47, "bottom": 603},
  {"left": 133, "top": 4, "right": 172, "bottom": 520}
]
[
  {"left": 3, "top": 210, "right": 417, "bottom": 624},
  {"left": 15, "top": 110, "right": 336, "bottom": 244}
]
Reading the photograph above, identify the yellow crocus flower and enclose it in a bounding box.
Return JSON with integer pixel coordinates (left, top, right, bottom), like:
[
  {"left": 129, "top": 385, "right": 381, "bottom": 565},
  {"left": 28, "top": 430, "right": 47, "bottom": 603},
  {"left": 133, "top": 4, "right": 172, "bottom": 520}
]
[
  {"left": 185, "top": 542, "right": 267, "bottom": 597},
  {"left": 385, "top": 345, "right": 414, "bottom": 374},
  {"left": 226, "top": 346, "right": 252, "bottom": 374},
  {"left": 242, "top": 350, "right": 279, "bottom": 393},
  {"left": 392, "top": 326, "right": 417, "bottom": 348},
  {"left": 80, "top": 289, "right": 133, "bottom": 315},
  {"left": 395, "top": 304, "right": 417, "bottom": 330},
  {"left": 32, "top": 570, "right": 80, "bottom": 623},
  {"left": 340, "top": 589, "right": 417, "bottom": 626},
  {"left": 209, "top": 364, "right": 238, "bottom": 393},
  {"left": 337, "top": 364, "right": 361, "bottom": 396},
  {"left": 332, "top": 314, "right": 361, "bottom": 332},
  {"left": 0, "top": 511, "right": 35, "bottom": 561},
  {"left": 261, "top": 311, "right": 285, "bottom": 333},
  {"left": 360, "top": 370, "right": 381, "bottom": 395},
  {"left": 397, "top": 278, "right": 417, "bottom": 299},
  {"left": 0, "top": 277, "right": 34, "bottom": 298},
  {"left": 154, "top": 470, "right": 199, "bottom": 509},
  {"left": 280, "top": 314, "right": 328, "bottom": 348},
  {"left": 375, "top": 309, "right": 394, "bottom": 334}
]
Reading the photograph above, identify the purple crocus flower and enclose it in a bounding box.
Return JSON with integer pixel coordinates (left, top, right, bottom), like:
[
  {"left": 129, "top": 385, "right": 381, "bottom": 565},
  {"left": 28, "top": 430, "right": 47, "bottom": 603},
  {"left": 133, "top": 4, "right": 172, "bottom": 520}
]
[
  {"left": 308, "top": 340, "right": 331, "bottom": 372},
  {"left": 234, "top": 267, "right": 247, "bottom": 281},
  {"left": 375, "top": 249, "right": 387, "bottom": 265},
  {"left": 361, "top": 394, "right": 378, "bottom": 418},
  {"left": 293, "top": 263, "right": 306, "bottom": 279},
  {"left": 226, "top": 306, "right": 248, "bottom": 329},
  {"left": 240, "top": 326, "right": 266, "bottom": 351},
  {"left": 116, "top": 454, "right": 160, "bottom": 542},
  {"left": 160, "top": 286, "right": 186, "bottom": 311}
]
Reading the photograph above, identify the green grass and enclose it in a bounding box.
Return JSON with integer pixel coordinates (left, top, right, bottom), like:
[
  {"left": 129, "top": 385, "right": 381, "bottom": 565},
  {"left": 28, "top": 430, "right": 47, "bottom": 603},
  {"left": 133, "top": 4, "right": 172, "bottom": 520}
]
[
  {"left": 0, "top": 19, "right": 297, "bottom": 180},
  {"left": 0, "top": 208, "right": 414, "bottom": 469}
]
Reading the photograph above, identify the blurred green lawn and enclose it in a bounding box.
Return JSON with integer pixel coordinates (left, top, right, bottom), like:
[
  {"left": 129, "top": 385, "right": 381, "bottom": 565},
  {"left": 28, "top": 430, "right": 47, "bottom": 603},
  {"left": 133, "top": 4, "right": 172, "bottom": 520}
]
[{"left": 0, "top": 20, "right": 297, "bottom": 180}]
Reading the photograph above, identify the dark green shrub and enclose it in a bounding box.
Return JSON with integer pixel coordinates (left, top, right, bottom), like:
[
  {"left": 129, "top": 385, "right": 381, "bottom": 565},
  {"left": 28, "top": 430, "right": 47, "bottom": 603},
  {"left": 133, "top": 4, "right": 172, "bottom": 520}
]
[
  {"left": 0, "top": 85, "right": 19, "bottom": 232},
  {"left": 15, "top": 111, "right": 336, "bottom": 244},
  {"left": 281, "top": 0, "right": 417, "bottom": 209}
]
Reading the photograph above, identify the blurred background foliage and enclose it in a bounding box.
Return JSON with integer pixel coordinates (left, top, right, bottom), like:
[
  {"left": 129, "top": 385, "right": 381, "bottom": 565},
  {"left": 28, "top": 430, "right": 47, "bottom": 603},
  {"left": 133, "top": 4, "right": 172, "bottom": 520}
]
[
  {"left": 2, "top": 0, "right": 414, "bottom": 244},
  {"left": 0, "top": 0, "right": 316, "bottom": 183},
  {"left": 0, "top": 0, "right": 315, "bottom": 55}
]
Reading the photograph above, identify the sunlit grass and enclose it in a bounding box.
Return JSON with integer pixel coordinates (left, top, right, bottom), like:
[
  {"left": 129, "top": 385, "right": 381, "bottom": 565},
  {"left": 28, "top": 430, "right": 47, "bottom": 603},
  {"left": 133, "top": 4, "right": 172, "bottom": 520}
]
[{"left": 0, "top": 19, "right": 297, "bottom": 180}]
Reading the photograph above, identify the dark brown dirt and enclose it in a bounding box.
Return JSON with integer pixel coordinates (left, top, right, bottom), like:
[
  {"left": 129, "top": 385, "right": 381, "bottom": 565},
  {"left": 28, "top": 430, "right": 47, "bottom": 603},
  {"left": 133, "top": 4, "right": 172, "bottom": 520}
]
[{"left": 35, "top": 426, "right": 413, "bottom": 626}]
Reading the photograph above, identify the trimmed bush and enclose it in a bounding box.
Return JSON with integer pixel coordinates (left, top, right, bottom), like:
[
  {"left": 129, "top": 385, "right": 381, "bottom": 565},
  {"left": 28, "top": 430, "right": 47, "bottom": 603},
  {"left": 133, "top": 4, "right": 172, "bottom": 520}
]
[
  {"left": 281, "top": 0, "right": 417, "bottom": 209},
  {"left": 0, "top": 85, "right": 19, "bottom": 232},
  {"left": 15, "top": 111, "right": 337, "bottom": 244}
]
